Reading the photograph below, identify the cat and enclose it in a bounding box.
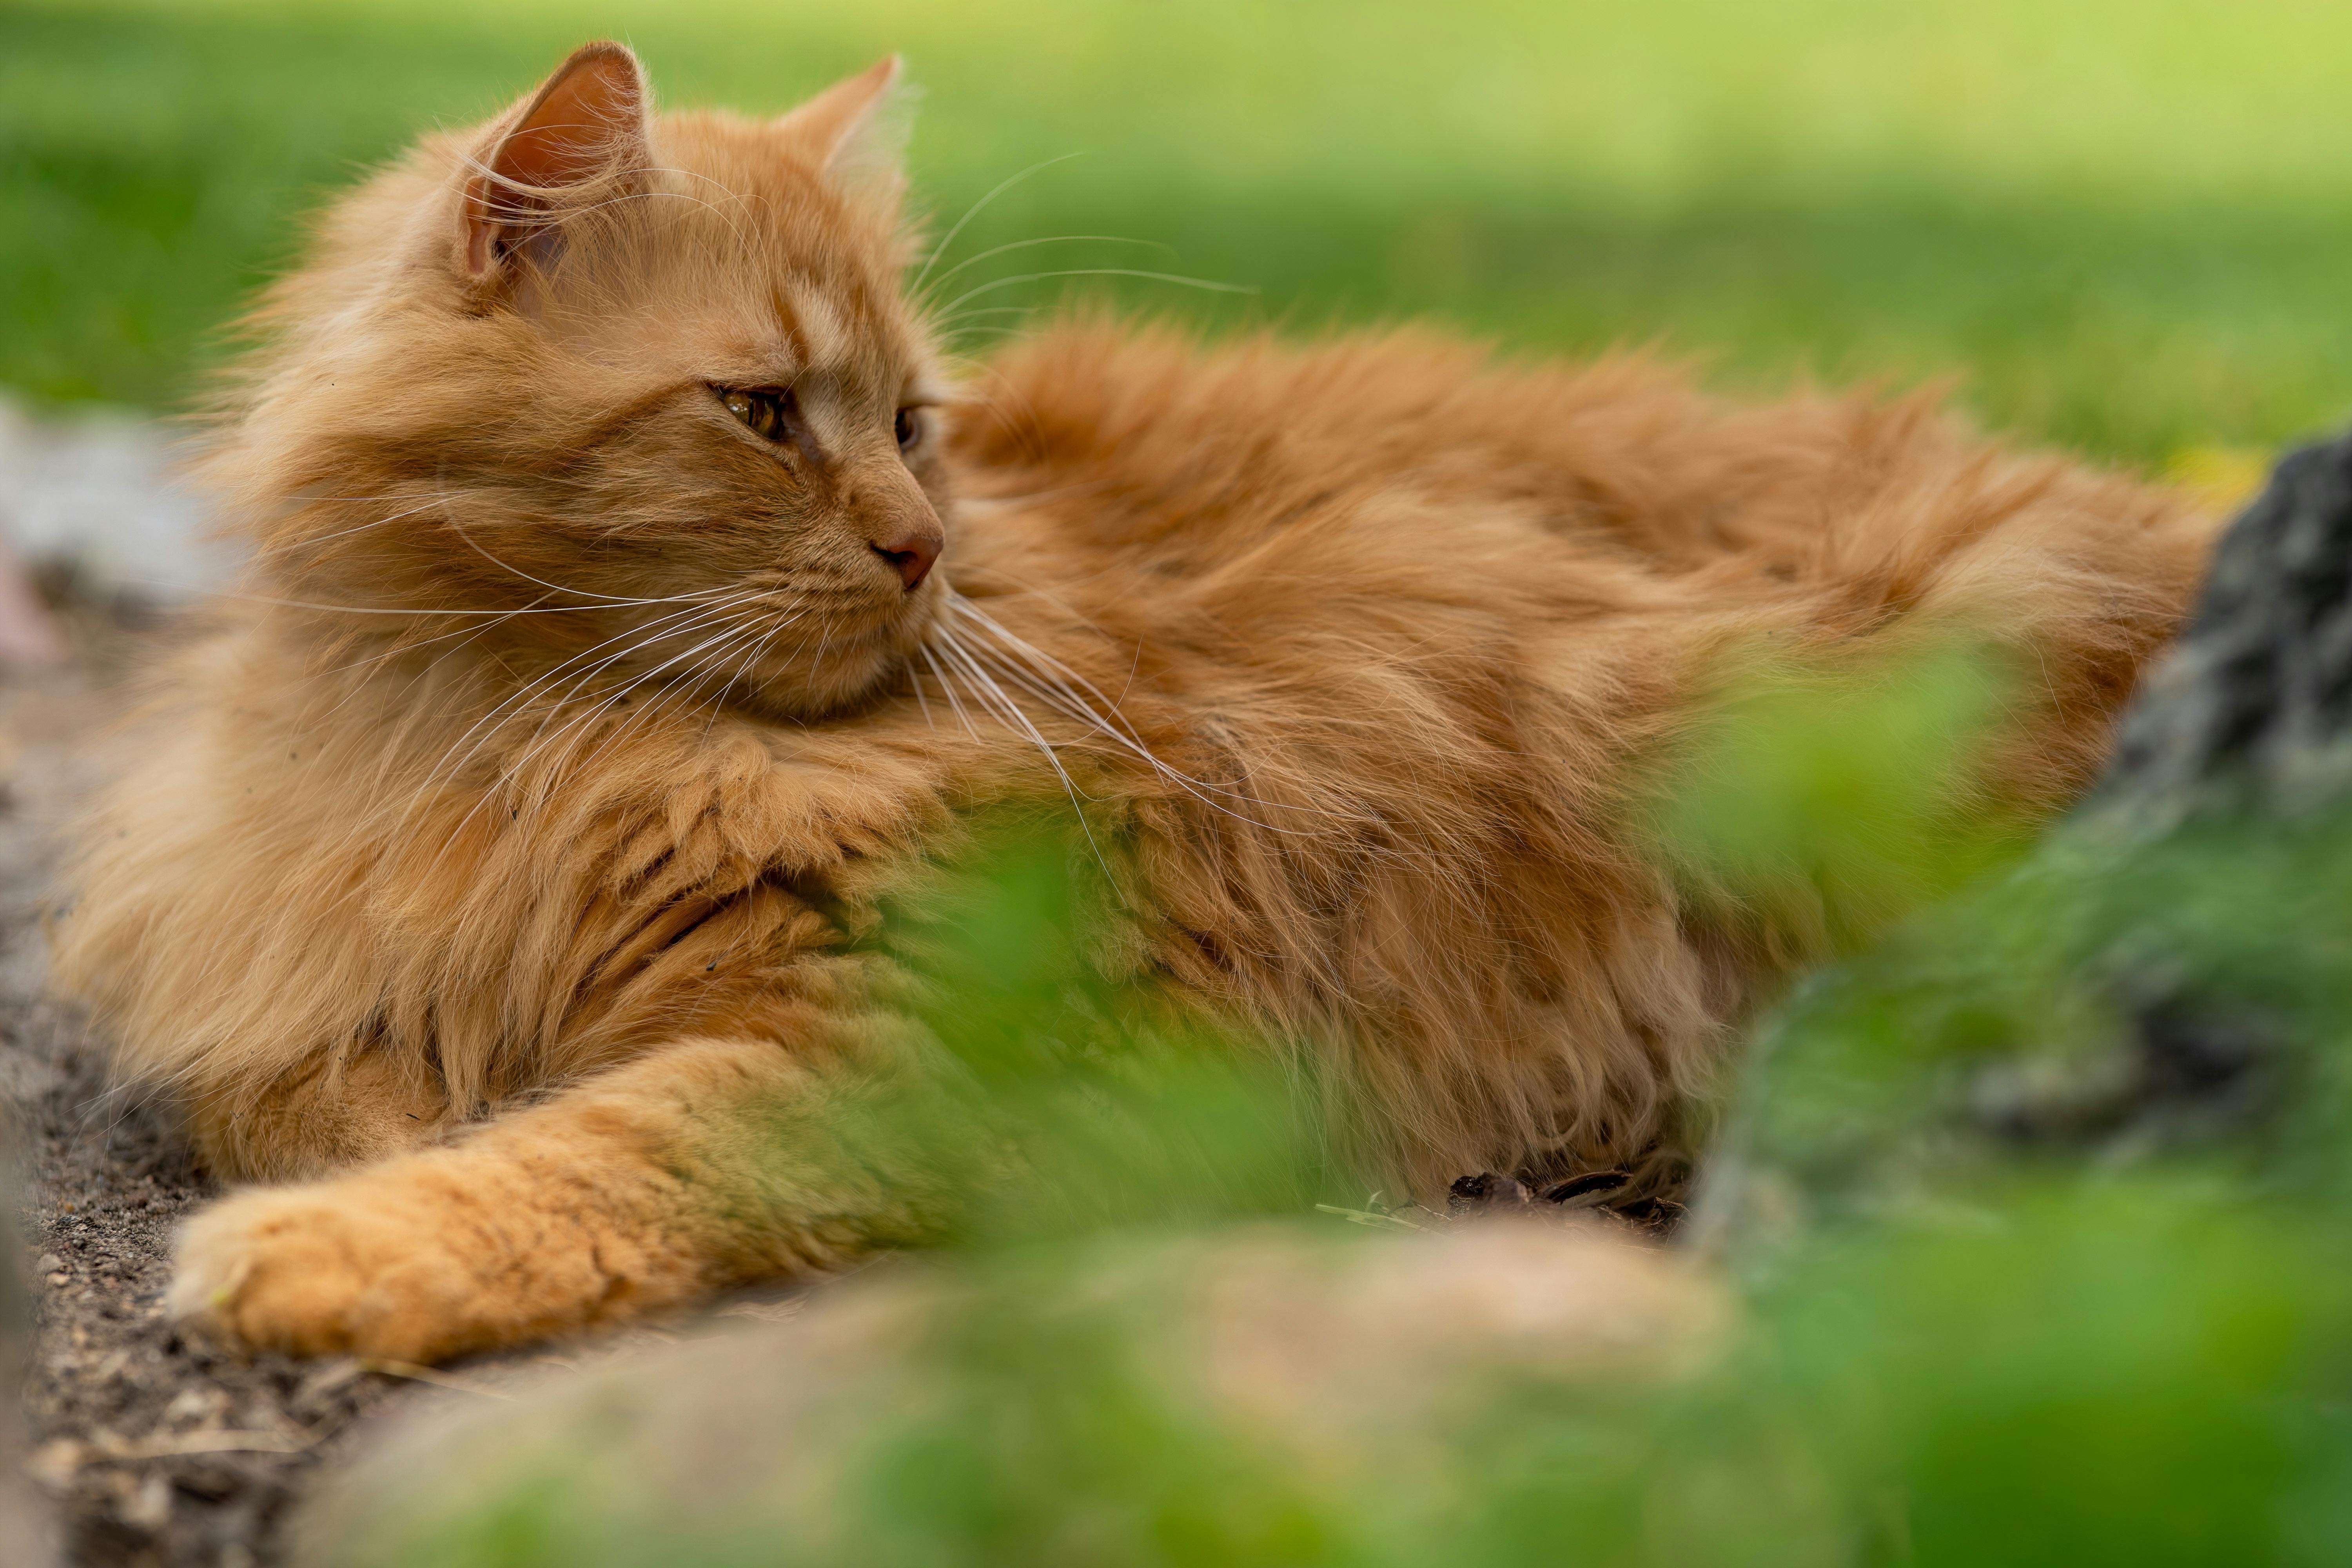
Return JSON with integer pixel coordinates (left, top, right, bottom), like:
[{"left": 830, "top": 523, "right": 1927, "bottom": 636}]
[{"left": 52, "top": 41, "right": 2217, "bottom": 1363}]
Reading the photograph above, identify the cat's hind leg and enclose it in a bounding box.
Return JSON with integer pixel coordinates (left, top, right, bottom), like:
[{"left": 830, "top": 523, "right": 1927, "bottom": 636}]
[{"left": 168, "top": 1034, "right": 922, "bottom": 1362}]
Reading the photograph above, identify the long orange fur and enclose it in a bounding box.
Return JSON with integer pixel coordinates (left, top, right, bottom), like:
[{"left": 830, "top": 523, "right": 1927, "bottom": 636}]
[{"left": 51, "top": 43, "right": 2218, "bottom": 1361}]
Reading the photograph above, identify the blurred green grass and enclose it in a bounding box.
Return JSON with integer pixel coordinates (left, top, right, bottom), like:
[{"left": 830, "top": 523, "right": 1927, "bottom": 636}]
[{"left": 10, "top": 0, "right": 2352, "bottom": 466}]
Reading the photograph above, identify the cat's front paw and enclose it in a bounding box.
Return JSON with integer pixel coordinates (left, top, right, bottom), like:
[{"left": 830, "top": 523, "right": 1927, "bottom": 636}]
[{"left": 169, "top": 1183, "right": 484, "bottom": 1363}]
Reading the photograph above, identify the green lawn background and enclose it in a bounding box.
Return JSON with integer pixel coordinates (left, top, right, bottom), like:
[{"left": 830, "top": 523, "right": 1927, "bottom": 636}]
[{"left": 9, "top": 0, "right": 2352, "bottom": 468}]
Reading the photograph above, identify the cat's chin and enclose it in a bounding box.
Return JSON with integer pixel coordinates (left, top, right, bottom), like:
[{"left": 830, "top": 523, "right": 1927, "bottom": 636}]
[{"left": 735, "top": 604, "right": 936, "bottom": 722}]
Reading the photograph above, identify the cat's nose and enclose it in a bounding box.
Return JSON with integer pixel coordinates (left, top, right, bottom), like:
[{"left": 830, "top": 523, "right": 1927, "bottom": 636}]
[{"left": 870, "top": 520, "right": 942, "bottom": 590}]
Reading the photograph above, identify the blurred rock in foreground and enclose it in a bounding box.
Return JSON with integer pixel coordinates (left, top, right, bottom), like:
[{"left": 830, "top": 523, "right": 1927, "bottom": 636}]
[
  {"left": 0, "top": 394, "right": 238, "bottom": 603},
  {"left": 295, "top": 1222, "right": 1721, "bottom": 1567}
]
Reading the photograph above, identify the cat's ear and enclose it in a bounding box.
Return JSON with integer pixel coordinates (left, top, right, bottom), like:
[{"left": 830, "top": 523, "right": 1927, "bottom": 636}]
[
  {"left": 464, "top": 41, "right": 652, "bottom": 279},
  {"left": 777, "top": 57, "right": 911, "bottom": 189}
]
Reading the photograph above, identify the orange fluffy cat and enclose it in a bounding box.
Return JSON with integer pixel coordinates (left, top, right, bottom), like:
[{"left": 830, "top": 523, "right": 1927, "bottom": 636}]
[{"left": 54, "top": 43, "right": 2216, "bottom": 1361}]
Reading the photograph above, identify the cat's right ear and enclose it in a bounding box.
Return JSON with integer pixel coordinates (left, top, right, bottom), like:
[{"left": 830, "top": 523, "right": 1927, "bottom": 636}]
[
  {"left": 463, "top": 41, "right": 652, "bottom": 280},
  {"left": 777, "top": 57, "right": 911, "bottom": 193}
]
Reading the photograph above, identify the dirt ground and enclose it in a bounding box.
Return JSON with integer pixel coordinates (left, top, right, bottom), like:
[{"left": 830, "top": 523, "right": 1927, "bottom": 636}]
[
  {"left": 0, "top": 633, "right": 343, "bottom": 1564},
  {"left": 0, "top": 630, "right": 477, "bottom": 1568}
]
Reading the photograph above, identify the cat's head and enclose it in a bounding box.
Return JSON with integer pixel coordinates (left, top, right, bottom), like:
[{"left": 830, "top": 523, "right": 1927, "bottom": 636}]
[{"left": 221, "top": 42, "right": 952, "bottom": 718}]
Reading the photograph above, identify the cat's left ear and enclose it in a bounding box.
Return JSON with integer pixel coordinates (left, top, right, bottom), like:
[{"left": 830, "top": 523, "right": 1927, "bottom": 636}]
[{"left": 777, "top": 57, "right": 912, "bottom": 190}]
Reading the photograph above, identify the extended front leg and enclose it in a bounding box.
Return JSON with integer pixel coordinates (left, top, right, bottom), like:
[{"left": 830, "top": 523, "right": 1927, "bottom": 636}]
[{"left": 169, "top": 1036, "right": 924, "bottom": 1362}]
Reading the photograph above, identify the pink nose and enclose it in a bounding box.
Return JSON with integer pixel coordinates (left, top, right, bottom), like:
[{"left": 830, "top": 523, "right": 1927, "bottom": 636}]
[{"left": 871, "top": 523, "right": 942, "bottom": 590}]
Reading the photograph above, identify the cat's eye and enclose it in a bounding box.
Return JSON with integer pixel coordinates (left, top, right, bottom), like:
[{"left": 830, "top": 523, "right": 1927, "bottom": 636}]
[
  {"left": 718, "top": 386, "right": 794, "bottom": 444},
  {"left": 895, "top": 407, "right": 922, "bottom": 451}
]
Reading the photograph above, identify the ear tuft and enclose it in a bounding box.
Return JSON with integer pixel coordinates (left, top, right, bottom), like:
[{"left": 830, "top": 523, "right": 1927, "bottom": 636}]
[
  {"left": 465, "top": 41, "right": 652, "bottom": 279},
  {"left": 778, "top": 57, "right": 913, "bottom": 188}
]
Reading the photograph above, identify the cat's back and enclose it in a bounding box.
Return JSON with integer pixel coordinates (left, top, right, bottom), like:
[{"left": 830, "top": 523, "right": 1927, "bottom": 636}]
[{"left": 952, "top": 322, "right": 2207, "bottom": 607}]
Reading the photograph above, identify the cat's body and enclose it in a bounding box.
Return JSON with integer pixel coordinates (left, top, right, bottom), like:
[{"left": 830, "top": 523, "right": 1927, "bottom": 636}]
[{"left": 54, "top": 45, "right": 2215, "bottom": 1361}]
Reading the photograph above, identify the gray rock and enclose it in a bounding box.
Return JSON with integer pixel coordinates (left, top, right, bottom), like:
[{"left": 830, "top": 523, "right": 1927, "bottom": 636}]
[
  {"left": 2094, "top": 432, "right": 2352, "bottom": 831},
  {"left": 0, "top": 394, "right": 240, "bottom": 601},
  {"left": 1702, "top": 434, "right": 2352, "bottom": 1229},
  {"left": 294, "top": 1225, "right": 1721, "bottom": 1568}
]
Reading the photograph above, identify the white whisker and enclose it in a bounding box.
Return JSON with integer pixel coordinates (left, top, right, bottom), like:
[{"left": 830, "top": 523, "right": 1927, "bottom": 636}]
[
  {"left": 916, "top": 234, "right": 1174, "bottom": 306},
  {"left": 930, "top": 590, "right": 1364, "bottom": 838},
  {"left": 929, "top": 627, "right": 1116, "bottom": 879},
  {"left": 909, "top": 153, "right": 1091, "bottom": 296},
  {"left": 422, "top": 599, "right": 779, "bottom": 871},
  {"left": 934, "top": 268, "right": 1257, "bottom": 321},
  {"left": 404, "top": 589, "right": 775, "bottom": 835},
  {"left": 919, "top": 644, "right": 980, "bottom": 738}
]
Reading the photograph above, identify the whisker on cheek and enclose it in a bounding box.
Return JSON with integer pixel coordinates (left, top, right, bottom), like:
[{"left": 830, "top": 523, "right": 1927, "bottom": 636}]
[{"left": 926, "top": 591, "right": 1364, "bottom": 839}]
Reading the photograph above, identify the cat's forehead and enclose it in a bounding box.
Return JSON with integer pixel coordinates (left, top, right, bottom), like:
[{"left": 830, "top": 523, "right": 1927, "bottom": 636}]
[
  {"left": 642, "top": 112, "right": 922, "bottom": 384},
  {"left": 653, "top": 113, "right": 893, "bottom": 259}
]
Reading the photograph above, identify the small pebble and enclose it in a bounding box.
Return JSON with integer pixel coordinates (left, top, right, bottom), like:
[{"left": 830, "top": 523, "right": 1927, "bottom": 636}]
[{"left": 123, "top": 1470, "right": 174, "bottom": 1530}]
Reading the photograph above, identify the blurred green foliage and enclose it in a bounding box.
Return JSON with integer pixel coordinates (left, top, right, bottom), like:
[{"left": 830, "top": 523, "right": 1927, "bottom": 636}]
[
  {"left": 309, "top": 632, "right": 2352, "bottom": 1566},
  {"left": 1645, "top": 635, "right": 2033, "bottom": 957},
  {"left": 10, "top": 0, "right": 2352, "bottom": 463},
  {"left": 843, "top": 829, "right": 1364, "bottom": 1246}
]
